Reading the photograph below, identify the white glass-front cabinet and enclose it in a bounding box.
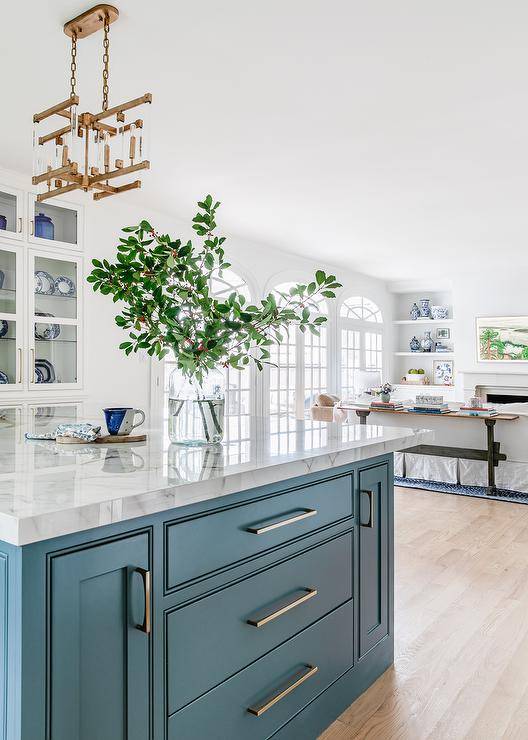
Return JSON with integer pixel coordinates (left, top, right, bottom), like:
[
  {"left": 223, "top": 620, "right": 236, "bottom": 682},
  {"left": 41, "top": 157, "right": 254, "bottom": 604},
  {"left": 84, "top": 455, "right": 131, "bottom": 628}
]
[
  {"left": 0, "top": 184, "right": 24, "bottom": 242},
  {"left": 29, "top": 250, "right": 82, "bottom": 390},
  {"left": 0, "top": 242, "right": 23, "bottom": 389},
  {"left": 0, "top": 175, "right": 84, "bottom": 399},
  {"left": 28, "top": 194, "right": 83, "bottom": 251}
]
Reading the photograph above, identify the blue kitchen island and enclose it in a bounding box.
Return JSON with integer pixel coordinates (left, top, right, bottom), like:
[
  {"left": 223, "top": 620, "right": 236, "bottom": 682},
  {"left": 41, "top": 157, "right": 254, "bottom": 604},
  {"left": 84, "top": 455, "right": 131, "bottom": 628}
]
[{"left": 0, "top": 411, "right": 431, "bottom": 739}]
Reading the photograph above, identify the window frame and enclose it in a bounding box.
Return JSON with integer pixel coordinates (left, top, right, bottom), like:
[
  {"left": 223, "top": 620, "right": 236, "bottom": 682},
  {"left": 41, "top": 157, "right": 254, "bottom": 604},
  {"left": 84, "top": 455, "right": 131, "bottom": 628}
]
[{"left": 339, "top": 295, "right": 384, "bottom": 398}]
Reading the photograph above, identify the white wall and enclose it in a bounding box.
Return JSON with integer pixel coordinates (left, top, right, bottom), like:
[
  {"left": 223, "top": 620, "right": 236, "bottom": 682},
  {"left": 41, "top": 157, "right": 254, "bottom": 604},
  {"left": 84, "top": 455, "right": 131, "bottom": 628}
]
[{"left": 0, "top": 167, "right": 391, "bottom": 416}]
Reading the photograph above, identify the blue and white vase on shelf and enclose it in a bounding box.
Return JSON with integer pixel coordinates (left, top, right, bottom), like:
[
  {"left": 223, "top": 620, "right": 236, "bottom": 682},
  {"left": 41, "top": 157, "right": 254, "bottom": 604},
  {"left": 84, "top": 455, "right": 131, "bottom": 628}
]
[
  {"left": 0, "top": 215, "right": 7, "bottom": 231},
  {"left": 410, "top": 336, "right": 421, "bottom": 352},
  {"left": 420, "top": 299, "right": 431, "bottom": 318},
  {"left": 410, "top": 303, "right": 421, "bottom": 321},
  {"left": 421, "top": 330, "right": 434, "bottom": 352}
]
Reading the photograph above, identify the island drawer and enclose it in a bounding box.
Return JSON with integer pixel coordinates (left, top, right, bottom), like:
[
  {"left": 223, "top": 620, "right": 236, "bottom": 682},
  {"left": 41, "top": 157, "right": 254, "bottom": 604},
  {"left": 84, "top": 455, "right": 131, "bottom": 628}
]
[
  {"left": 165, "top": 472, "right": 353, "bottom": 589},
  {"left": 166, "top": 531, "right": 353, "bottom": 714},
  {"left": 167, "top": 598, "right": 354, "bottom": 739}
]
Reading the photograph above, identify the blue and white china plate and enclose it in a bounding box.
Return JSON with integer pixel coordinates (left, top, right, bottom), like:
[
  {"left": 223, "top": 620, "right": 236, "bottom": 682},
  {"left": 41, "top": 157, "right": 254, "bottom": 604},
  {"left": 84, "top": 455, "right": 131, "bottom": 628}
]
[
  {"left": 34, "top": 366, "right": 45, "bottom": 383},
  {"left": 35, "top": 270, "right": 55, "bottom": 295},
  {"left": 0, "top": 371, "right": 8, "bottom": 384},
  {"left": 54, "top": 275, "right": 76, "bottom": 297},
  {"left": 0, "top": 320, "right": 8, "bottom": 339},
  {"left": 35, "top": 359, "right": 56, "bottom": 383},
  {"left": 35, "top": 312, "right": 60, "bottom": 341}
]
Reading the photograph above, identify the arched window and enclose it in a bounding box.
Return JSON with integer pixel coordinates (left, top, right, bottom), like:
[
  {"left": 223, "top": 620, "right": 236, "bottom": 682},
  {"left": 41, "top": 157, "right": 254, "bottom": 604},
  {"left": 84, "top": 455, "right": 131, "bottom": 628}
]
[
  {"left": 340, "top": 296, "right": 383, "bottom": 399},
  {"left": 269, "top": 282, "right": 328, "bottom": 431},
  {"left": 163, "top": 268, "right": 252, "bottom": 446}
]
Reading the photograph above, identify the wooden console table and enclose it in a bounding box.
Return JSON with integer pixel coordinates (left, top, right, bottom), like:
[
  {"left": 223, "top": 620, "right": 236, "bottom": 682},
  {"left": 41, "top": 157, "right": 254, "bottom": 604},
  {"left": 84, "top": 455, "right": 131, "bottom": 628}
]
[{"left": 344, "top": 406, "right": 519, "bottom": 493}]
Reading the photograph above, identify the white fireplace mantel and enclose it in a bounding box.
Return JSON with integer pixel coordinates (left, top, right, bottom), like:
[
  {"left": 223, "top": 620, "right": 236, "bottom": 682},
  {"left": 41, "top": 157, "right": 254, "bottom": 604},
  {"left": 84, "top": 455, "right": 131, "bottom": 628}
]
[{"left": 460, "top": 369, "right": 528, "bottom": 399}]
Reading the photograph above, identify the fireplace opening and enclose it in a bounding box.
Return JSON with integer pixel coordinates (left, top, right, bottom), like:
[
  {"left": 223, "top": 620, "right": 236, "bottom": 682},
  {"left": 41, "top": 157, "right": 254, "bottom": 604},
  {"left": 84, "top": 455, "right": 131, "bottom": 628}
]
[{"left": 486, "top": 393, "right": 528, "bottom": 404}]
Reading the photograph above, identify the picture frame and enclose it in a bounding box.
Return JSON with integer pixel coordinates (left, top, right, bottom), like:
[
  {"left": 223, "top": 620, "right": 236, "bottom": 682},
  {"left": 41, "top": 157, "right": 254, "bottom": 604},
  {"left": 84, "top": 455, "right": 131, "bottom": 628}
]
[
  {"left": 433, "top": 359, "right": 454, "bottom": 386},
  {"left": 436, "top": 327, "right": 450, "bottom": 340},
  {"left": 476, "top": 316, "right": 528, "bottom": 362}
]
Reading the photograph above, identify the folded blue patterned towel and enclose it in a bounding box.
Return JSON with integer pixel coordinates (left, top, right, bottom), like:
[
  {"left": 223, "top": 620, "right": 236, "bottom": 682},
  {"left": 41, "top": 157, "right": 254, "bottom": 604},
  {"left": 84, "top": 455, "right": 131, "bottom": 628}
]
[{"left": 25, "top": 423, "right": 101, "bottom": 442}]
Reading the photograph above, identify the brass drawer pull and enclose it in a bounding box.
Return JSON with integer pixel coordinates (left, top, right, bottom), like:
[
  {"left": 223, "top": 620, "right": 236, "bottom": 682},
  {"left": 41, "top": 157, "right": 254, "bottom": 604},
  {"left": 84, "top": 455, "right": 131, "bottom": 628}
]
[
  {"left": 247, "top": 664, "right": 318, "bottom": 717},
  {"left": 361, "top": 489, "right": 375, "bottom": 528},
  {"left": 247, "top": 588, "right": 318, "bottom": 628},
  {"left": 136, "top": 567, "right": 151, "bottom": 635},
  {"left": 246, "top": 509, "right": 317, "bottom": 535}
]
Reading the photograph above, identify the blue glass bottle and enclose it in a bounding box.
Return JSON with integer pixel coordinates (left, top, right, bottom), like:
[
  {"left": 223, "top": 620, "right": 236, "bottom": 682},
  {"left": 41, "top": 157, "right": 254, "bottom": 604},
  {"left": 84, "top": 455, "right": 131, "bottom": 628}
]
[
  {"left": 35, "top": 213, "right": 54, "bottom": 240},
  {"left": 0, "top": 215, "right": 6, "bottom": 230}
]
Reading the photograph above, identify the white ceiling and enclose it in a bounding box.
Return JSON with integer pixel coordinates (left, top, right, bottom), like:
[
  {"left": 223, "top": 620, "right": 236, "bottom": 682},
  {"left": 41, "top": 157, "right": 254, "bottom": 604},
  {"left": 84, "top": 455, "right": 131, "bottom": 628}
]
[{"left": 3, "top": 1, "right": 528, "bottom": 281}]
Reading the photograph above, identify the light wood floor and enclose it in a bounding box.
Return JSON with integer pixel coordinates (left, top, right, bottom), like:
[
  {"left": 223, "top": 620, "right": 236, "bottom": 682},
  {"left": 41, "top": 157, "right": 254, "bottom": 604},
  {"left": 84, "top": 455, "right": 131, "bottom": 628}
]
[{"left": 320, "top": 486, "right": 528, "bottom": 740}]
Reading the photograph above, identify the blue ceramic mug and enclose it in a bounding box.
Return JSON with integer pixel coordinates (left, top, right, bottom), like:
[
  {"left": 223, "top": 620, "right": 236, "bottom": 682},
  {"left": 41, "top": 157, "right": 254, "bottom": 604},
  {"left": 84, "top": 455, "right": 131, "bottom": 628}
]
[{"left": 103, "top": 407, "right": 145, "bottom": 436}]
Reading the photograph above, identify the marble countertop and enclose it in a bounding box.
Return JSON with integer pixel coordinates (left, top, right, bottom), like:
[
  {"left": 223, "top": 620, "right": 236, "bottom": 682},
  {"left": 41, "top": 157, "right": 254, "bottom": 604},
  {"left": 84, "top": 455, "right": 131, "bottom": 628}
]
[{"left": 0, "top": 408, "right": 433, "bottom": 545}]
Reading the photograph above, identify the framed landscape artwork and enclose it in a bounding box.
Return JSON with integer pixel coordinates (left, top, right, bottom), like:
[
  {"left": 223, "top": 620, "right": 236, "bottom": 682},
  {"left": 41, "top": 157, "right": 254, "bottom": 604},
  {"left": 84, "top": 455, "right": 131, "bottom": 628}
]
[{"left": 477, "top": 316, "right": 528, "bottom": 362}]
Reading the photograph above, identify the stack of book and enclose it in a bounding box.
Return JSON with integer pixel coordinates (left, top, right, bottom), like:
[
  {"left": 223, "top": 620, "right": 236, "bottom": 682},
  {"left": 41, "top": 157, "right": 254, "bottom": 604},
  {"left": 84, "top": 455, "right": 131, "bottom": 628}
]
[
  {"left": 458, "top": 405, "right": 498, "bottom": 417},
  {"left": 411, "top": 394, "right": 451, "bottom": 414},
  {"left": 370, "top": 399, "right": 405, "bottom": 411}
]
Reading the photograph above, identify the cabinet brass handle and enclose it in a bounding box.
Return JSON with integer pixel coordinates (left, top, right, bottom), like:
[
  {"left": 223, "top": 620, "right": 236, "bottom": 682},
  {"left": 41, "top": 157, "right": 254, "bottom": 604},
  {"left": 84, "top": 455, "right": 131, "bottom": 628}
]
[
  {"left": 246, "top": 509, "right": 317, "bottom": 535},
  {"left": 247, "top": 588, "right": 317, "bottom": 628},
  {"left": 29, "top": 348, "right": 35, "bottom": 383},
  {"left": 247, "top": 664, "right": 318, "bottom": 717},
  {"left": 135, "top": 568, "right": 151, "bottom": 635},
  {"left": 17, "top": 348, "right": 22, "bottom": 384},
  {"left": 361, "top": 489, "right": 375, "bottom": 528},
  {"left": 29, "top": 219, "right": 34, "bottom": 236},
  {"left": 17, "top": 217, "right": 22, "bottom": 233}
]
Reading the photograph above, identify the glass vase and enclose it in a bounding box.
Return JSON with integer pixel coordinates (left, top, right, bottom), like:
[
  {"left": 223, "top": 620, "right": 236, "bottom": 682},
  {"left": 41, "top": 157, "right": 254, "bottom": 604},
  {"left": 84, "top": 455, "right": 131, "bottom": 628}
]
[{"left": 168, "top": 369, "right": 225, "bottom": 445}]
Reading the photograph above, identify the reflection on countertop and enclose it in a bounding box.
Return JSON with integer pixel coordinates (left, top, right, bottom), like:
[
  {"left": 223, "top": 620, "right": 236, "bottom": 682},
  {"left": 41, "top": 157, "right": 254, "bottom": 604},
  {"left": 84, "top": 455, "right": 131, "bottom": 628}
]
[{"left": 0, "top": 405, "right": 433, "bottom": 545}]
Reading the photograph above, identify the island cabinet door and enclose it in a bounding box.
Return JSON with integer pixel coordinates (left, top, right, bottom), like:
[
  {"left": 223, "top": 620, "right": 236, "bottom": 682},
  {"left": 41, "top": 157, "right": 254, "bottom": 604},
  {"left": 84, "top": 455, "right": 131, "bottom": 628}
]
[
  {"left": 49, "top": 533, "right": 151, "bottom": 740},
  {"left": 358, "top": 462, "right": 390, "bottom": 659}
]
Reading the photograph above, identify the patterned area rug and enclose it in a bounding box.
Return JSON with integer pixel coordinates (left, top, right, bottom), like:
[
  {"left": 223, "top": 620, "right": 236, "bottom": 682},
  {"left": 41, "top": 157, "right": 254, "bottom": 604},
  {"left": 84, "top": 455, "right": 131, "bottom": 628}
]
[{"left": 394, "top": 476, "right": 528, "bottom": 505}]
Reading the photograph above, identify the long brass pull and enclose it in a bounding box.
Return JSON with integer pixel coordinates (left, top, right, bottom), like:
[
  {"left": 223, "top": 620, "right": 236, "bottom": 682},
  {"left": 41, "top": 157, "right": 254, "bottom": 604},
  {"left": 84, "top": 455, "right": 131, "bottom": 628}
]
[
  {"left": 246, "top": 509, "right": 317, "bottom": 535},
  {"left": 17, "top": 348, "right": 22, "bottom": 384},
  {"left": 30, "top": 219, "right": 34, "bottom": 236},
  {"left": 29, "top": 348, "right": 35, "bottom": 383},
  {"left": 247, "top": 588, "right": 317, "bottom": 628},
  {"left": 17, "top": 217, "right": 22, "bottom": 233},
  {"left": 361, "top": 489, "right": 375, "bottom": 528},
  {"left": 247, "top": 664, "right": 318, "bottom": 717},
  {"left": 136, "top": 568, "right": 151, "bottom": 635}
]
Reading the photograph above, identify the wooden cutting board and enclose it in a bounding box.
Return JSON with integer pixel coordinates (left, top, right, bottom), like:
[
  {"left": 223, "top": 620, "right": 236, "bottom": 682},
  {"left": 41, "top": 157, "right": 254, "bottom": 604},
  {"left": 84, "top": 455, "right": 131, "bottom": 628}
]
[{"left": 56, "top": 434, "right": 147, "bottom": 445}]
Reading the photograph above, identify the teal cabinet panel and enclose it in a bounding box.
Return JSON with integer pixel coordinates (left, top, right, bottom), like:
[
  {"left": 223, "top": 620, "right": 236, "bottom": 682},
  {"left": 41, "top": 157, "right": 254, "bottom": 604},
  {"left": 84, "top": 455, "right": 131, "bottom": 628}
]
[
  {"left": 358, "top": 462, "right": 390, "bottom": 658},
  {"left": 167, "top": 600, "right": 354, "bottom": 740},
  {"left": 166, "top": 531, "right": 353, "bottom": 713},
  {"left": 49, "top": 533, "right": 151, "bottom": 740},
  {"left": 165, "top": 472, "right": 354, "bottom": 589}
]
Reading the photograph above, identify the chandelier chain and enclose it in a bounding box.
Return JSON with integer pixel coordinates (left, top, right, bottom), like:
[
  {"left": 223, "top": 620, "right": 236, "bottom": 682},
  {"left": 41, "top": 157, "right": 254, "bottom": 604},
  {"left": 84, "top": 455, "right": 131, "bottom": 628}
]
[
  {"left": 102, "top": 16, "right": 110, "bottom": 111},
  {"left": 70, "top": 32, "right": 77, "bottom": 98}
]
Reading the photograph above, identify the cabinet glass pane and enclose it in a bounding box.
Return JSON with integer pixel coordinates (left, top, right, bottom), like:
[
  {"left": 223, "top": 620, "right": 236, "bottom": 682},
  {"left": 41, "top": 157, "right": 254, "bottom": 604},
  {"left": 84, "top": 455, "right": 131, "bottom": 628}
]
[
  {"left": 33, "top": 201, "right": 77, "bottom": 245},
  {"left": 34, "top": 324, "right": 77, "bottom": 384},
  {"left": 0, "top": 320, "right": 17, "bottom": 384},
  {"left": 0, "top": 249, "right": 16, "bottom": 314},
  {"left": 34, "top": 255, "right": 77, "bottom": 319},
  {"left": 0, "top": 191, "right": 18, "bottom": 235}
]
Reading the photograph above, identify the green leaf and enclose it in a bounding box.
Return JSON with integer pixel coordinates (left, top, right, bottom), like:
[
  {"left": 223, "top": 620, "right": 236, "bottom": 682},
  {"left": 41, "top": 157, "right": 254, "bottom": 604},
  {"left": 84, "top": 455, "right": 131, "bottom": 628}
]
[{"left": 316, "top": 270, "right": 325, "bottom": 285}]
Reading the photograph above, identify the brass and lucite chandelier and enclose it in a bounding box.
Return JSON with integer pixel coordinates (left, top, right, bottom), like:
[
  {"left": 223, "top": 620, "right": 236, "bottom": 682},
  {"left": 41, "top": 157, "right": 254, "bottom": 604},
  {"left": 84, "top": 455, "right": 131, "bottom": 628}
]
[{"left": 32, "top": 4, "right": 152, "bottom": 203}]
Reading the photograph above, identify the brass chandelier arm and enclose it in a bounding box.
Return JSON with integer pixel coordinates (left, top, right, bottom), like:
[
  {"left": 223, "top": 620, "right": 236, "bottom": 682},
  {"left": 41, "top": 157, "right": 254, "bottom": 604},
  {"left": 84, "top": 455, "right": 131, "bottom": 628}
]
[
  {"left": 102, "top": 15, "right": 110, "bottom": 110},
  {"left": 92, "top": 93, "right": 152, "bottom": 123},
  {"left": 32, "top": 163, "right": 78, "bottom": 186},
  {"left": 37, "top": 182, "right": 82, "bottom": 203},
  {"left": 33, "top": 95, "right": 79, "bottom": 124}
]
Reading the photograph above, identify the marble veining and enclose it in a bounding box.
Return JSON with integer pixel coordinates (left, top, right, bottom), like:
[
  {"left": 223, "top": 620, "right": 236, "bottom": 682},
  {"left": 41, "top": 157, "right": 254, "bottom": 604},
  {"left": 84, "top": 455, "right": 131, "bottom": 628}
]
[{"left": 0, "top": 409, "right": 433, "bottom": 545}]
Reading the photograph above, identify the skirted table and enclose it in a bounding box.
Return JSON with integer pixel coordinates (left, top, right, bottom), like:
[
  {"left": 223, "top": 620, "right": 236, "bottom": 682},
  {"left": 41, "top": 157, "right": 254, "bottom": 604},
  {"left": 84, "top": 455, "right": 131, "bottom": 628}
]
[{"left": 340, "top": 406, "right": 519, "bottom": 493}]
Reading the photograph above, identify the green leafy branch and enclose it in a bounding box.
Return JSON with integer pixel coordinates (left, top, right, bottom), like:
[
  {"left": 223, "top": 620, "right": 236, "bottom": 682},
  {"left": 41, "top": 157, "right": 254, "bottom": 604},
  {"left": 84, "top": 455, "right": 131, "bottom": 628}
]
[{"left": 87, "top": 195, "right": 342, "bottom": 383}]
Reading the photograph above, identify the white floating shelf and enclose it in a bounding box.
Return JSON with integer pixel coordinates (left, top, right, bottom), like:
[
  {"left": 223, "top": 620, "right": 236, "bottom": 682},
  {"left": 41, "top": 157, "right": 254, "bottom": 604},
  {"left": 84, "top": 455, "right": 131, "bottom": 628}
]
[
  {"left": 393, "top": 319, "right": 454, "bottom": 325},
  {"left": 392, "top": 383, "right": 455, "bottom": 389},
  {"left": 394, "top": 352, "right": 455, "bottom": 357}
]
